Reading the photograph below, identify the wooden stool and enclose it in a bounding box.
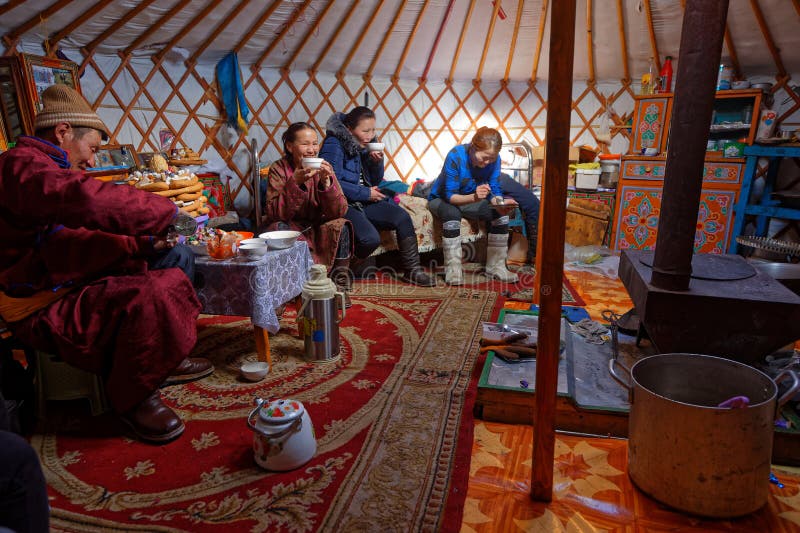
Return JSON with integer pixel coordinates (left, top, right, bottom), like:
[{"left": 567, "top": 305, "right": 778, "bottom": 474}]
[{"left": 35, "top": 351, "right": 109, "bottom": 418}]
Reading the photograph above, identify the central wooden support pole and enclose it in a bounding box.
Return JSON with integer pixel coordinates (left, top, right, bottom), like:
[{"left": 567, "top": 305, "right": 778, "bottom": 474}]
[{"left": 531, "top": 0, "right": 577, "bottom": 502}]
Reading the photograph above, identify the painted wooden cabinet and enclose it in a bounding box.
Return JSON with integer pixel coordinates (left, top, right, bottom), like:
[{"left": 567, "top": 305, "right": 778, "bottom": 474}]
[{"left": 613, "top": 89, "right": 761, "bottom": 253}]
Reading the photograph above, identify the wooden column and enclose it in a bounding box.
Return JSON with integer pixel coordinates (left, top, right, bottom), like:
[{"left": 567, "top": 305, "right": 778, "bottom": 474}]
[
  {"left": 531, "top": 0, "right": 576, "bottom": 502},
  {"left": 650, "top": 0, "right": 729, "bottom": 291}
]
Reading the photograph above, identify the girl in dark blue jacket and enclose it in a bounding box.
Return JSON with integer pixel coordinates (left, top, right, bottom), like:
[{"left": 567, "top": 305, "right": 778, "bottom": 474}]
[{"left": 319, "top": 107, "right": 434, "bottom": 286}]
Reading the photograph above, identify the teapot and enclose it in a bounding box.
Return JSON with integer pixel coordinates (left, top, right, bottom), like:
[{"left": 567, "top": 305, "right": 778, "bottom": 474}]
[{"left": 246, "top": 398, "right": 316, "bottom": 471}]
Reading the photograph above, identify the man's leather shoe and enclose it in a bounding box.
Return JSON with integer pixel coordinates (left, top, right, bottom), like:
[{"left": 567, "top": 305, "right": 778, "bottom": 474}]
[
  {"left": 121, "top": 392, "right": 184, "bottom": 443},
  {"left": 162, "top": 357, "right": 214, "bottom": 386}
]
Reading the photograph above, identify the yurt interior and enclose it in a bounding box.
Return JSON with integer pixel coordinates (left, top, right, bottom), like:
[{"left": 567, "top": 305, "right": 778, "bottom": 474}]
[{"left": 3, "top": 0, "right": 800, "bottom": 531}]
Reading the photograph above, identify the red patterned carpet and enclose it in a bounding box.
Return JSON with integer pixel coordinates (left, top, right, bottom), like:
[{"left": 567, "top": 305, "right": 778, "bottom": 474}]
[
  {"left": 36, "top": 283, "right": 499, "bottom": 532},
  {"left": 31, "top": 264, "right": 800, "bottom": 531}
]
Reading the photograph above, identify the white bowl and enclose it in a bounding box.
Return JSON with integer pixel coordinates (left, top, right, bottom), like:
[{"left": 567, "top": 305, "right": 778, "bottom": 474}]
[
  {"left": 731, "top": 80, "right": 751, "bottom": 90},
  {"left": 239, "top": 238, "right": 266, "bottom": 247},
  {"left": 366, "top": 142, "right": 384, "bottom": 152},
  {"left": 259, "top": 230, "right": 301, "bottom": 249},
  {"left": 238, "top": 243, "right": 269, "bottom": 258},
  {"left": 301, "top": 157, "right": 323, "bottom": 169},
  {"left": 240, "top": 361, "right": 269, "bottom": 382}
]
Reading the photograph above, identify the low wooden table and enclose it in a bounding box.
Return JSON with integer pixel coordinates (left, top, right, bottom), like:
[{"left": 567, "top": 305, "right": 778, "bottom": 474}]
[{"left": 194, "top": 241, "right": 312, "bottom": 366}]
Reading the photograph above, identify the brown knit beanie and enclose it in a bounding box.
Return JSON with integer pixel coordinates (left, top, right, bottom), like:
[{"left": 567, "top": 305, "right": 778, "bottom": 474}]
[{"left": 34, "top": 84, "right": 110, "bottom": 141}]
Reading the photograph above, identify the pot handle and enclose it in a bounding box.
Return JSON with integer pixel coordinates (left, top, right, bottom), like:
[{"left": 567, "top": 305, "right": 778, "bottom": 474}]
[
  {"left": 246, "top": 398, "right": 267, "bottom": 435},
  {"left": 246, "top": 397, "right": 304, "bottom": 440},
  {"left": 608, "top": 358, "right": 632, "bottom": 391},
  {"left": 775, "top": 369, "right": 800, "bottom": 411},
  {"left": 336, "top": 291, "right": 346, "bottom": 323}
]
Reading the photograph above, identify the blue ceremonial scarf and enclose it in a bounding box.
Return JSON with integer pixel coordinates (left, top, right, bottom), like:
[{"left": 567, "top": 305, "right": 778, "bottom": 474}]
[{"left": 216, "top": 52, "right": 250, "bottom": 134}]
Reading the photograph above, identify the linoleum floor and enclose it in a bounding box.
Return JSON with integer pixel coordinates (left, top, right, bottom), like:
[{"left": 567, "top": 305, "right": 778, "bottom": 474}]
[{"left": 463, "top": 263, "right": 800, "bottom": 532}]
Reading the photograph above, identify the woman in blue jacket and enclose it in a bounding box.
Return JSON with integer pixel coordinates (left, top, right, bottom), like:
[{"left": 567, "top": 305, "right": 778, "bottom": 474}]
[
  {"left": 428, "top": 127, "right": 521, "bottom": 285},
  {"left": 319, "top": 106, "right": 434, "bottom": 286}
]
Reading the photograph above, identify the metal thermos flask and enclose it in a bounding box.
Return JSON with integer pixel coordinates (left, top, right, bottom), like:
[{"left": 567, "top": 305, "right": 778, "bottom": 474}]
[{"left": 297, "top": 264, "right": 346, "bottom": 361}]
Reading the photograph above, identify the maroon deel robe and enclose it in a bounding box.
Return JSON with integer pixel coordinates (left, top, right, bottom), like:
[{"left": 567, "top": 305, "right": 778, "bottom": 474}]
[
  {"left": 0, "top": 137, "right": 201, "bottom": 413},
  {"left": 262, "top": 157, "right": 351, "bottom": 268}
]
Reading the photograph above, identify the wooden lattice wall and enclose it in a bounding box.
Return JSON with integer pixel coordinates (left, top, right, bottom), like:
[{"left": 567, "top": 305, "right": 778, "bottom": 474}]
[
  {"left": 9, "top": 44, "right": 800, "bottom": 213},
  {"left": 74, "top": 50, "right": 638, "bottom": 208}
]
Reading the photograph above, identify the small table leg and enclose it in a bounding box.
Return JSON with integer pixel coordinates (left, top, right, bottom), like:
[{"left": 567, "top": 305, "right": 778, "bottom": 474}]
[{"left": 253, "top": 325, "right": 271, "bottom": 367}]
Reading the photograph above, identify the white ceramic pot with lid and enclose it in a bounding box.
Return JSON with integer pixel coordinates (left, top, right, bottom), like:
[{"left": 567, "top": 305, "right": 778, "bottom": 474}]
[{"left": 247, "top": 398, "right": 316, "bottom": 471}]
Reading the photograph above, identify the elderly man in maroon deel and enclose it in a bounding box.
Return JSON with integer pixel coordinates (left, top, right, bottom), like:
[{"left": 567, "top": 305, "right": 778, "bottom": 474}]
[{"left": 0, "top": 84, "right": 213, "bottom": 443}]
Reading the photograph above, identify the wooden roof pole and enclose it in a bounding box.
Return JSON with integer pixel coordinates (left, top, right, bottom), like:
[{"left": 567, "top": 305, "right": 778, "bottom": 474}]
[
  {"left": 233, "top": 0, "right": 283, "bottom": 54},
  {"left": 723, "top": 25, "right": 742, "bottom": 80},
  {"left": 366, "top": 0, "right": 407, "bottom": 78},
  {"left": 422, "top": 0, "right": 456, "bottom": 81},
  {"left": 0, "top": 1, "right": 27, "bottom": 19},
  {"left": 45, "top": 0, "right": 113, "bottom": 56},
  {"left": 156, "top": 0, "right": 238, "bottom": 63},
  {"left": 586, "top": 0, "right": 595, "bottom": 82},
  {"left": 615, "top": 0, "right": 629, "bottom": 81},
  {"left": 643, "top": 0, "right": 661, "bottom": 71},
  {"left": 475, "top": 0, "right": 502, "bottom": 82},
  {"left": 531, "top": 0, "right": 576, "bottom": 502},
  {"left": 393, "top": 1, "right": 430, "bottom": 80},
  {"left": 503, "top": 0, "right": 524, "bottom": 82},
  {"left": 339, "top": 0, "right": 384, "bottom": 76},
  {"left": 448, "top": 1, "right": 476, "bottom": 82},
  {"left": 124, "top": 0, "right": 198, "bottom": 57},
  {"left": 251, "top": 0, "right": 312, "bottom": 73},
  {"left": 530, "top": 0, "right": 548, "bottom": 83},
  {"left": 749, "top": 0, "right": 787, "bottom": 78},
  {"left": 313, "top": 0, "right": 362, "bottom": 73},
  {"left": 282, "top": 0, "right": 338, "bottom": 71},
  {"left": 81, "top": 0, "right": 158, "bottom": 58},
  {"left": 2, "top": 0, "right": 77, "bottom": 52}
]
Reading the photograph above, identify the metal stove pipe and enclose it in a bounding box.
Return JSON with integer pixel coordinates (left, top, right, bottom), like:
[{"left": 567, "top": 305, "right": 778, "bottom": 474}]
[{"left": 650, "top": 0, "right": 730, "bottom": 291}]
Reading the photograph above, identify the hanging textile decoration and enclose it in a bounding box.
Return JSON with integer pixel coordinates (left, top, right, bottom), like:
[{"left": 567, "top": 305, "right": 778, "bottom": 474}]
[{"left": 216, "top": 52, "right": 250, "bottom": 134}]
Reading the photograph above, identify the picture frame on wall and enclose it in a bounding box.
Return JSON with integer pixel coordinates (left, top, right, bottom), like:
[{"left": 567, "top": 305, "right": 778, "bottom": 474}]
[
  {"left": 0, "top": 53, "right": 81, "bottom": 141},
  {"left": 19, "top": 53, "right": 80, "bottom": 114},
  {"left": 94, "top": 144, "right": 139, "bottom": 170}
]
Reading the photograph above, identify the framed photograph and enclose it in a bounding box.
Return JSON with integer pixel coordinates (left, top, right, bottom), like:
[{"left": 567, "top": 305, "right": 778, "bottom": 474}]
[
  {"left": 19, "top": 53, "right": 80, "bottom": 114},
  {"left": 0, "top": 57, "right": 33, "bottom": 139},
  {"left": 94, "top": 144, "right": 139, "bottom": 170}
]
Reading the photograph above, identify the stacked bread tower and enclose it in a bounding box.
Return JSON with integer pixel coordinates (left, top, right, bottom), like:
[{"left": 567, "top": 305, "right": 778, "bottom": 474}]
[{"left": 129, "top": 154, "right": 209, "bottom": 217}]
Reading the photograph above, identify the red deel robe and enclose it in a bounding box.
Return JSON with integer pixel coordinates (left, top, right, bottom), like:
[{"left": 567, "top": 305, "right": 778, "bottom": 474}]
[
  {"left": 262, "top": 157, "right": 351, "bottom": 268},
  {"left": 0, "top": 137, "right": 201, "bottom": 413}
]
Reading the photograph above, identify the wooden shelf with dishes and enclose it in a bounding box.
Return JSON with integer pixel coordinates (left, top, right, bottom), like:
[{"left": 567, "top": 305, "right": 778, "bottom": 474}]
[{"left": 612, "top": 89, "right": 763, "bottom": 254}]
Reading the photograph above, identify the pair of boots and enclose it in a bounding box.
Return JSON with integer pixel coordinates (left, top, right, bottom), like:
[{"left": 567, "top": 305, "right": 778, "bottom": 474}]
[
  {"left": 332, "top": 237, "right": 435, "bottom": 291},
  {"left": 442, "top": 233, "right": 518, "bottom": 285}
]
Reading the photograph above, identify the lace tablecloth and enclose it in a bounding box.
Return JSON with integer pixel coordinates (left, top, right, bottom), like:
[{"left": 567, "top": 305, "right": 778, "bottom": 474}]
[{"left": 195, "top": 241, "right": 312, "bottom": 333}]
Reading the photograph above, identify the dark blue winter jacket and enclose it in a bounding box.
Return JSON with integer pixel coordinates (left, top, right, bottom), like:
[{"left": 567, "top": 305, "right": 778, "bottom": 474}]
[{"left": 319, "top": 112, "right": 384, "bottom": 203}]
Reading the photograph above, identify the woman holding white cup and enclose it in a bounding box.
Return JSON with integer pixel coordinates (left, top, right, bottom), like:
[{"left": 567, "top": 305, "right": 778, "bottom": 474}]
[{"left": 262, "top": 122, "right": 354, "bottom": 306}]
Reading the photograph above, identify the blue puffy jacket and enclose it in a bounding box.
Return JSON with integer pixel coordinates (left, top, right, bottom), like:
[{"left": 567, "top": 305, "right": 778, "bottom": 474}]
[{"left": 319, "top": 112, "right": 384, "bottom": 203}]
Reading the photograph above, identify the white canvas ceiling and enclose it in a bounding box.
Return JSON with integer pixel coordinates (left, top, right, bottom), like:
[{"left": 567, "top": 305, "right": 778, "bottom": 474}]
[{"left": 2, "top": 0, "right": 799, "bottom": 82}]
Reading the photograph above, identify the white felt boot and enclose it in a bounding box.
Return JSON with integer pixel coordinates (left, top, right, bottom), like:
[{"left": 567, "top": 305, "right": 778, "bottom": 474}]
[
  {"left": 485, "top": 233, "right": 519, "bottom": 283},
  {"left": 442, "top": 236, "right": 463, "bottom": 285}
]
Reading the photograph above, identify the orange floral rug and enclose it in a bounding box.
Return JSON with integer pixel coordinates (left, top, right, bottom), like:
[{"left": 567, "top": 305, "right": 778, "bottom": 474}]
[
  {"left": 469, "top": 266, "right": 800, "bottom": 532},
  {"left": 463, "top": 420, "right": 800, "bottom": 532}
]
